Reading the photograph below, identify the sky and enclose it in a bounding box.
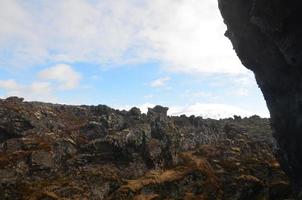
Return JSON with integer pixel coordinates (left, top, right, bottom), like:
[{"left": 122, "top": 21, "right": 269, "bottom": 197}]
[{"left": 0, "top": 0, "right": 269, "bottom": 119}]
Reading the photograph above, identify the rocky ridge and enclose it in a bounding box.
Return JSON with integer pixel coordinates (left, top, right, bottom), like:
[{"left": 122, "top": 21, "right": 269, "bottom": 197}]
[{"left": 0, "top": 97, "right": 293, "bottom": 199}]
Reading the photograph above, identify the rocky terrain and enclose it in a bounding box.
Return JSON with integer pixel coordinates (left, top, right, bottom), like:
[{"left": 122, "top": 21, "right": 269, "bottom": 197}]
[
  {"left": 0, "top": 96, "right": 294, "bottom": 199},
  {"left": 219, "top": 0, "right": 302, "bottom": 192}
]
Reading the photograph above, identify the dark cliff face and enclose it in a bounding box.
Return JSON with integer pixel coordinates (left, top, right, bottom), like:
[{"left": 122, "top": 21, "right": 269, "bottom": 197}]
[
  {"left": 0, "top": 97, "right": 292, "bottom": 199},
  {"left": 218, "top": 0, "right": 302, "bottom": 191}
]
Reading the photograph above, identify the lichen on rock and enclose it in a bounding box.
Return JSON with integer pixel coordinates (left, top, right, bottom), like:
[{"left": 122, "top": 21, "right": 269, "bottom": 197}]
[{"left": 0, "top": 97, "right": 293, "bottom": 199}]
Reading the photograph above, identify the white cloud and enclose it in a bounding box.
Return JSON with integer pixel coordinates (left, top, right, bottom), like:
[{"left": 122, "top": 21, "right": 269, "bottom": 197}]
[
  {"left": 0, "top": 79, "right": 56, "bottom": 102},
  {"left": 141, "top": 0, "right": 247, "bottom": 75},
  {"left": 29, "top": 81, "right": 52, "bottom": 94},
  {"left": 225, "top": 73, "right": 257, "bottom": 97},
  {"left": 38, "top": 64, "right": 81, "bottom": 90},
  {"left": 0, "top": 0, "right": 247, "bottom": 75},
  {"left": 0, "top": 79, "right": 20, "bottom": 91},
  {"left": 0, "top": 0, "right": 267, "bottom": 115},
  {"left": 150, "top": 77, "right": 170, "bottom": 88},
  {"left": 0, "top": 64, "right": 81, "bottom": 101},
  {"left": 0, "top": 65, "right": 81, "bottom": 101},
  {"left": 227, "top": 88, "right": 249, "bottom": 97}
]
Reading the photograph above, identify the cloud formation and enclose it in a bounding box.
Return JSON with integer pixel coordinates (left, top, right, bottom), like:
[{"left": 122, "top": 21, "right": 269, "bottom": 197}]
[
  {"left": 0, "top": 79, "right": 55, "bottom": 102},
  {"left": 0, "top": 64, "right": 81, "bottom": 101},
  {"left": 0, "top": 0, "right": 247, "bottom": 75},
  {"left": 150, "top": 77, "right": 170, "bottom": 88},
  {"left": 38, "top": 64, "right": 81, "bottom": 90},
  {"left": 0, "top": 79, "right": 20, "bottom": 91},
  {"left": 0, "top": 0, "right": 267, "bottom": 117}
]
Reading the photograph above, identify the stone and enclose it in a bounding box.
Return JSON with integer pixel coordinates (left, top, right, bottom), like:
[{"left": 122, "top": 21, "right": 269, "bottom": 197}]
[
  {"left": 218, "top": 0, "right": 302, "bottom": 191},
  {"left": 146, "top": 138, "right": 162, "bottom": 163},
  {"left": 30, "top": 150, "right": 54, "bottom": 169},
  {"left": 129, "top": 107, "right": 141, "bottom": 116},
  {"left": 52, "top": 139, "right": 77, "bottom": 168},
  {"left": 4, "top": 96, "right": 24, "bottom": 103},
  {"left": 0, "top": 98, "right": 294, "bottom": 199},
  {"left": 147, "top": 106, "right": 168, "bottom": 121},
  {"left": 0, "top": 106, "right": 33, "bottom": 142}
]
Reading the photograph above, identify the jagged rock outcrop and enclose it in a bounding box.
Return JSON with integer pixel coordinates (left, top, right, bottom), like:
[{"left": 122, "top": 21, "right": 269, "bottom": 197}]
[
  {"left": 218, "top": 0, "right": 302, "bottom": 192},
  {"left": 0, "top": 97, "right": 293, "bottom": 199}
]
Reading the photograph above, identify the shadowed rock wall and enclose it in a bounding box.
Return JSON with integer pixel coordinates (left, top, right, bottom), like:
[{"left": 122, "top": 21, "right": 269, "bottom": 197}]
[{"left": 218, "top": 0, "right": 302, "bottom": 191}]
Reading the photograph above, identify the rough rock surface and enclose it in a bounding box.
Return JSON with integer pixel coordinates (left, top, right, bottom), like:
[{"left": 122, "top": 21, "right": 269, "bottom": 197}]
[
  {"left": 0, "top": 97, "right": 293, "bottom": 199},
  {"left": 218, "top": 0, "right": 302, "bottom": 192}
]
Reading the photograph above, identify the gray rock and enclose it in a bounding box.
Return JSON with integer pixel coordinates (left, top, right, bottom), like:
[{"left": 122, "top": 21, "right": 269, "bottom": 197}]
[{"left": 30, "top": 150, "right": 54, "bottom": 169}]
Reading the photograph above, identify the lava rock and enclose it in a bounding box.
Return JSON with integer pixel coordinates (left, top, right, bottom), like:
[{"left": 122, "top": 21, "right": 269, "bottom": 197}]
[
  {"left": 218, "top": 0, "right": 302, "bottom": 192},
  {"left": 0, "top": 97, "right": 294, "bottom": 199},
  {"left": 30, "top": 150, "right": 54, "bottom": 169}
]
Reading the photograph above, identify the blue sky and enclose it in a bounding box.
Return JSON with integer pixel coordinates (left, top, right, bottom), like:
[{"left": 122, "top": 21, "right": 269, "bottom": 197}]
[{"left": 0, "top": 0, "right": 269, "bottom": 118}]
